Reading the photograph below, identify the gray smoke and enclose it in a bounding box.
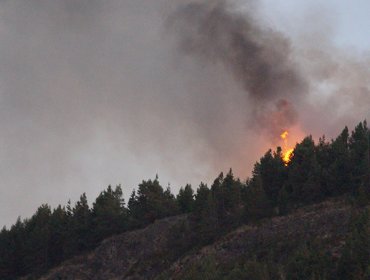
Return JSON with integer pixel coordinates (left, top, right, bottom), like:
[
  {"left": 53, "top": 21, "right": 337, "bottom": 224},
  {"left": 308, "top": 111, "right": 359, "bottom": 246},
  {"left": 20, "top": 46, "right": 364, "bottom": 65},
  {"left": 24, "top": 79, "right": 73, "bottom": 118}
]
[
  {"left": 0, "top": 0, "right": 369, "bottom": 227},
  {"left": 167, "top": 0, "right": 307, "bottom": 140},
  {"left": 0, "top": 0, "right": 265, "bottom": 227}
]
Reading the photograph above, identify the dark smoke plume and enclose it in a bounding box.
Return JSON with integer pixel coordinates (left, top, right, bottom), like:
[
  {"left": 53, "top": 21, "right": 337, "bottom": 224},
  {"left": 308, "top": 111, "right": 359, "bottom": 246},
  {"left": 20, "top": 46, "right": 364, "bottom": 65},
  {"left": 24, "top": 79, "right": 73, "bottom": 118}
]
[
  {"left": 0, "top": 0, "right": 369, "bottom": 227},
  {"left": 167, "top": 0, "right": 307, "bottom": 140}
]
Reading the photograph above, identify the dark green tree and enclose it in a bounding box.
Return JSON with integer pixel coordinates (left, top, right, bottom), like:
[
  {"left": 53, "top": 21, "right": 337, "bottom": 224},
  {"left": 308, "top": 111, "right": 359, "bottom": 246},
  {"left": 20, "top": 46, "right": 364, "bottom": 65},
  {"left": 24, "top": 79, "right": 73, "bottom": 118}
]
[
  {"left": 67, "top": 193, "right": 93, "bottom": 250},
  {"left": 193, "top": 183, "right": 210, "bottom": 221},
  {"left": 128, "top": 177, "right": 177, "bottom": 225},
  {"left": 349, "top": 121, "right": 369, "bottom": 193},
  {"left": 195, "top": 192, "right": 219, "bottom": 244},
  {"left": 285, "top": 243, "right": 332, "bottom": 280},
  {"left": 258, "top": 148, "right": 287, "bottom": 207},
  {"left": 48, "top": 205, "right": 69, "bottom": 265},
  {"left": 0, "top": 217, "right": 27, "bottom": 279},
  {"left": 329, "top": 126, "right": 351, "bottom": 195},
  {"left": 337, "top": 209, "right": 370, "bottom": 280},
  {"left": 23, "top": 204, "right": 52, "bottom": 275},
  {"left": 218, "top": 169, "right": 244, "bottom": 226},
  {"left": 286, "top": 136, "right": 321, "bottom": 203},
  {"left": 92, "top": 186, "right": 127, "bottom": 243},
  {"left": 244, "top": 176, "right": 273, "bottom": 222},
  {"left": 177, "top": 184, "right": 194, "bottom": 213}
]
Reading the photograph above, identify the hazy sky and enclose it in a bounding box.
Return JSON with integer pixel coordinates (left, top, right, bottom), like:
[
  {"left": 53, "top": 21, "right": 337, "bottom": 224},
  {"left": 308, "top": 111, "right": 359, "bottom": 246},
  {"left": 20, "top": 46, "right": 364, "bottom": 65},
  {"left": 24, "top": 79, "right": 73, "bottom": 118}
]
[
  {"left": 258, "top": 0, "right": 370, "bottom": 51},
  {"left": 1, "top": 0, "right": 369, "bottom": 227}
]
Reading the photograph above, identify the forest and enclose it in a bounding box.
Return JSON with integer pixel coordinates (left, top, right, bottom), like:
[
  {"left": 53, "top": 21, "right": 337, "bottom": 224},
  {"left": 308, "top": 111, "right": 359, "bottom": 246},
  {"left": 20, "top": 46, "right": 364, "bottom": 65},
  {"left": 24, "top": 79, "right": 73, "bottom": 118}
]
[{"left": 0, "top": 121, "right": 369, "bottom": 279}]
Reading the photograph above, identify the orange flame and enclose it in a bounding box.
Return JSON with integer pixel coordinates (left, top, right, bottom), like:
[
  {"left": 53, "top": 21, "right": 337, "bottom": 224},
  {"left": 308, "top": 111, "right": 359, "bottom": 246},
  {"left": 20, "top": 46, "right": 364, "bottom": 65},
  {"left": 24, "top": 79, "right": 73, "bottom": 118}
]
[
  {"left": 280, "top": 131, "right": 289, "bottom": 140},
  {"left": 280, "top": 130, "right": 293, "bottom": 165},
  {"left": 282, "top": 148, "right": 294, "bottom": 165}
]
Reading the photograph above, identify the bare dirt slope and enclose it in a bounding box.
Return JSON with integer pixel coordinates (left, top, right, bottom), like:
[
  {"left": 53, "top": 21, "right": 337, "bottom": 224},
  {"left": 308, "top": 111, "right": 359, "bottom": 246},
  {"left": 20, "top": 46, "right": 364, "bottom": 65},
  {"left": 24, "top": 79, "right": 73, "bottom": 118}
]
[
  {"left": 159, "top": 200, "right": 352, "bottom": 279},
  {"left": 40, "top": 199, "right": 353, "bottom": 280}
]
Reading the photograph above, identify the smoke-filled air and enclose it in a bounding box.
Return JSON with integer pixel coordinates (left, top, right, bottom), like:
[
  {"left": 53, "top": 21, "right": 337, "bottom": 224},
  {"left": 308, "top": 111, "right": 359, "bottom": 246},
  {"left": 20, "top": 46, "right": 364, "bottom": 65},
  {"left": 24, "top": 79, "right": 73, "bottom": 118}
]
[{"left": 0, "top": 0, "right": 369, "bottom": 226}]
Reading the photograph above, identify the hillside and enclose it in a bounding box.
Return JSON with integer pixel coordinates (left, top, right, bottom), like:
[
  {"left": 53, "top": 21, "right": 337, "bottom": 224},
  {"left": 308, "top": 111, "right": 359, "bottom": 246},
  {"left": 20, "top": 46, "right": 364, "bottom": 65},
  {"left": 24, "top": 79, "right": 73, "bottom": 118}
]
[
  {"left": 2, "top": 121, "right": 369, "bottom": 279},
  {"left": 38, "top": 215, "right": 187, "bottom": 280},
  {"left": 38, "top": 198, "right": 367, "bottom": 280}
]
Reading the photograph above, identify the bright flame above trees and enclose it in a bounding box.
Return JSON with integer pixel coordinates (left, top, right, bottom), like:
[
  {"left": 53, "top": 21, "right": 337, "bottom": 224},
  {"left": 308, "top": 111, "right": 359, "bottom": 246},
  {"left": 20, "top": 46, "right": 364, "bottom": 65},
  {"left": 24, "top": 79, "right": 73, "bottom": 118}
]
[
  {"left": 282, "top": 148, "right": 294, "bottom": 165},
  {"left": 280, "top": 131, "right": 289, "bottom": 140},
  {"left": 280, "top": 130, "right": 294, "bottom": 165}
]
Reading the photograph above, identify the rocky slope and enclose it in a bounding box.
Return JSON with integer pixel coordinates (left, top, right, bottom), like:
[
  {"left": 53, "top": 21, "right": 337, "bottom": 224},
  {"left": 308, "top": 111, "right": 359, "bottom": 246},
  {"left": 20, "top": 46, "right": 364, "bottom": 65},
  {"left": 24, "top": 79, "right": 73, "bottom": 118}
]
[{"left": 39, "top": 199, "right": 355, "bottom": 279}]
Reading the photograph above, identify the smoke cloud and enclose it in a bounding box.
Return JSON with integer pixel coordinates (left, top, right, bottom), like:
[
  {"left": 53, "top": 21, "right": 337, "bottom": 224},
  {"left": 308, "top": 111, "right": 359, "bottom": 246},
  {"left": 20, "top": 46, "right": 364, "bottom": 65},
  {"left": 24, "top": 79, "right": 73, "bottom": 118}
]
[
  {"left": 167, "top": 1, "right": 306, "bottom": 140},
  {"left": 0, "top": 0, "right": 369, "bottom": 227}
]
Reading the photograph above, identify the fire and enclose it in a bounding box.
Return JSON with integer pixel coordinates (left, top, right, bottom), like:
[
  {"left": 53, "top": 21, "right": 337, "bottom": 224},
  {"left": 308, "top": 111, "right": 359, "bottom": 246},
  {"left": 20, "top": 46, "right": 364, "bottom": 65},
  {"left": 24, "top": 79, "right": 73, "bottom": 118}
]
[
  {"left": 282, "top": 148, "right": 294, "bottom": 165},
  {"left": 280, "top": 131, "right": 289, "bottom": 140},
  {"left": 280, "top": 130, "right": 294, "bottom": 165}
]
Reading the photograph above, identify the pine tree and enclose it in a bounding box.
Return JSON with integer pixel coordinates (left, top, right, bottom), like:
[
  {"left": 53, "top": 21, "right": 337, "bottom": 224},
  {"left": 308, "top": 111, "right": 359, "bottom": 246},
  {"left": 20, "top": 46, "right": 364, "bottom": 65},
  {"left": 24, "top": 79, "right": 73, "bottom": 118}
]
[
  {"left": 193, "top": 183, "right": 210, "bottom": 221},
  {"left": 258, "top": 148, "right": 287, "bottom": 207},
  {"left": 286, "top": 136, "right": 321, "bottom": 204},
  {"left": 48, "top": 205, "right": 69, "bottom": 265},
  {"left": 92, "top": 186, "right": 127, "bottom": 243},
  {"left": 23, "top": 204, "right": 52, "bottom": 274},
  {"left": 70, "top": 193, "right": 92, "bottom": 250},
  {"left": 177, "top": 184, "right": 194, "bottom": 213},
  {"left": 128, "top": 177, "right": 177, "bottom": 225},
  {"left": 337, "top": 209, "right": 370, "bottom": 279},
  {"left": 244, "top": 176, "right": 273, "bottom": 222},
  {"left": 349, "top": 121, "right": 369, "bottom": 193}
]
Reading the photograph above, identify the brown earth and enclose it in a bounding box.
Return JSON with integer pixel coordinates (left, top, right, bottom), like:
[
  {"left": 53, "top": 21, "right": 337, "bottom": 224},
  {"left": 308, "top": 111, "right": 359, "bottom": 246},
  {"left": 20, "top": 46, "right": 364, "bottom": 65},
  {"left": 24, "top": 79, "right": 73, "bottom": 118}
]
[{"left": 39, "top": 199, "right": 353, "bottom": 280}]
